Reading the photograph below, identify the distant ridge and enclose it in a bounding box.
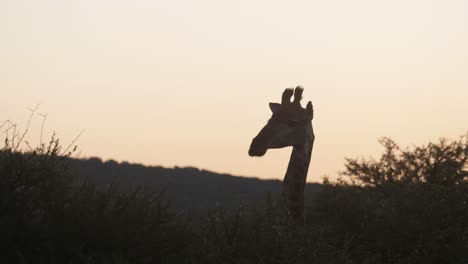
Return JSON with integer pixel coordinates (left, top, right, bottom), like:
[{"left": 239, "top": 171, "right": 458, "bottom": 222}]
[{"left": 70, "top": 158, "right": 322, "bottom": 211}]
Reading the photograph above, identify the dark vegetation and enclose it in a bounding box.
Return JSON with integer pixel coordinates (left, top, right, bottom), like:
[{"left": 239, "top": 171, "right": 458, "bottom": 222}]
[{"left": 1, "top": 134, "right": 467, "bottom": 263}]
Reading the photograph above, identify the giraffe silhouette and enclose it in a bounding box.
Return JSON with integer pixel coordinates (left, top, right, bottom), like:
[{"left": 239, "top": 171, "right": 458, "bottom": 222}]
[{"left": 249, "top": 86, "right": 315, "bottom": 224}]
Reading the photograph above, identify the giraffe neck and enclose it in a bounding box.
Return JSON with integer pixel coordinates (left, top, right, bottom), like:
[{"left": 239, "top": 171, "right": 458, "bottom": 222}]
[{"left": 282, "top": 124, "right": 314, "bottom": 223}]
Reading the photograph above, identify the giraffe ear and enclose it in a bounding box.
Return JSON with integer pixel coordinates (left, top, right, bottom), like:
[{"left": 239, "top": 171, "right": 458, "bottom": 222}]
[
  {"left": 306, "top": 101, "right": 314, "bottom": 120},
  {"left": 269, "top": 103, "right": 281, "bottom": 113}
]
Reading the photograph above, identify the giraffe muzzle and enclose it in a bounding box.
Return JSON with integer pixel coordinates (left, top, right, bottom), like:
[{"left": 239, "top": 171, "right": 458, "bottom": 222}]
[{"left": 248, "top": 138, "right": 267, "bottom": 157}]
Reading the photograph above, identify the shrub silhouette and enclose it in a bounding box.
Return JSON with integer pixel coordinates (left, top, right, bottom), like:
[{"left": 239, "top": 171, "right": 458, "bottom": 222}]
[
  {"left": 0, "top": 136, "right": 193, "bottom": 263},
  {"left": 342, "top": 136, "right": 467, "bottom": 186},
  {"left": 1, "top": 133, "right": 466, "bottom": 263},
  {"left": 317, "top": 136, "right": 468, "bottom": 263}
]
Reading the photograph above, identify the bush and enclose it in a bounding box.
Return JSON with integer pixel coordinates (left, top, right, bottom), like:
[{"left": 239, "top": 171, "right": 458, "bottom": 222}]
[
  {"left": 342, "top": 136, "right": 467, "bottom": 186},
  {"left": 1, "top": 130, "right": 466, "bottom": 263},
  {"left": 0, "top": 136, "right": 194, "bottom": 263},
  {"left": 315, "top": 182, "right": 467, "bottom": 263},
  {"left": 316, "top": 135, "right": 468, "bottom": 263}
]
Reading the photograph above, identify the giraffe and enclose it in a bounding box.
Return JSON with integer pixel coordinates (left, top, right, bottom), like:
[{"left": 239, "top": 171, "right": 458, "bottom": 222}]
[{"left": 248, "top": 86, "right": 315, "bottom": 224}]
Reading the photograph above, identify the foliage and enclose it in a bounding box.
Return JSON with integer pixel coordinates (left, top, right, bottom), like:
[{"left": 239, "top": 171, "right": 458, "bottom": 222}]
[
  {"left": 1, "top": 133, "right": 467, "bottom": 263},
  {"left": 0, "top": 136, "right": 194, "bottom": 263},
  {"left": 343, "top": 136, "right": 467, "bottom": 186},
  {"left": 319, "top": 135, "right": 468, "bottom": 263},
  {"left": 315, "top": 182, "right": 467, "bottom": 263}
]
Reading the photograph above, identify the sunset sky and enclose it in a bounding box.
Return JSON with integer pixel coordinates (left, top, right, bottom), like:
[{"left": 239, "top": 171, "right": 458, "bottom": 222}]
[{"left": 1, "top": 0, "right": 467, "bottom": 182}]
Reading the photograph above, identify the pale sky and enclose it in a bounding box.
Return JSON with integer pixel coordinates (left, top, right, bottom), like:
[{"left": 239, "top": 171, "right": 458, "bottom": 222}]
[{"left": 1, "top": 0, "right": 467, "bottom": 182}]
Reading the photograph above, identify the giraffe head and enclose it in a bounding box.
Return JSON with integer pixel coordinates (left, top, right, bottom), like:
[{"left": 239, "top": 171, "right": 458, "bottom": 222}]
[{"left": 249, "top": 86, "right": 314, "bottom": 157}]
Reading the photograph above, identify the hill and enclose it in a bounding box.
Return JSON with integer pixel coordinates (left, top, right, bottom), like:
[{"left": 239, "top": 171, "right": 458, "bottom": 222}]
[{"left": 70, "top": 158, "right": 322, "bottom": 211}]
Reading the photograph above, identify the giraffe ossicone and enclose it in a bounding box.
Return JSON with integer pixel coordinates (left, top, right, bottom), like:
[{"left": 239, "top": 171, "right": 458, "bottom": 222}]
[{"left": 248, "top": 86, "right": 315, "bottom": 224}]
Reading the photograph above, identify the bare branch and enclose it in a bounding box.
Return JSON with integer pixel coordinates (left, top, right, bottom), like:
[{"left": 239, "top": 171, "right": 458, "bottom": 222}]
[
  {"left": 15, "top": 104, "right": 40, "bottom": 150},
  {"left": 38, "top": 112, "right": 48, "bottom": 147},
  {"left": 62, "top": 129, "right": 86, "bottom": 155}
]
